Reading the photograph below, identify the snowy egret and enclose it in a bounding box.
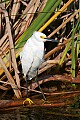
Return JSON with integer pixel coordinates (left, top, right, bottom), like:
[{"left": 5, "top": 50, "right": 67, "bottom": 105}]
[{"left": 20, "top": 31, "right": 57, "bottom": 102}]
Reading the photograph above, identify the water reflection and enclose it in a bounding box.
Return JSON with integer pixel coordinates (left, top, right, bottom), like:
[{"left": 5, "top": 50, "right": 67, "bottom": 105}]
[{"left": 0, "top": 107, "right": 80, "bottom": 120}]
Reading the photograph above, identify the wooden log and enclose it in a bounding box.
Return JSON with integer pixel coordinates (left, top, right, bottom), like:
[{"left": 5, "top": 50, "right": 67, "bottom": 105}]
[
  {"left": 0, "top": 91, "right": 79, "bottom": 109},
  {"left": 0, "top": 100, "right": 71, "bottom": 110},
  {"left": 26, "top": 74, "right": 80, "bottom": 92}
]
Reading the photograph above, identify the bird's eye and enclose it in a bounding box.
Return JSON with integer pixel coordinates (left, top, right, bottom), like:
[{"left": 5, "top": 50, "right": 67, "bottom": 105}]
[
  {"left": 40, "top": 36, "right": 44, "bottom": 39},
  {"left": 40, "top": 36, "right": 46, "bottom": 39}
]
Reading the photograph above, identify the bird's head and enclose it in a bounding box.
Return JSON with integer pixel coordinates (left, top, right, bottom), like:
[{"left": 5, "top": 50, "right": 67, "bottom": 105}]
[
  {"left": 33, "top": 31, "right": 58, "bottom": 43},
  {"left": 33, "top": 31, "right": 46, "bottom": 42}
]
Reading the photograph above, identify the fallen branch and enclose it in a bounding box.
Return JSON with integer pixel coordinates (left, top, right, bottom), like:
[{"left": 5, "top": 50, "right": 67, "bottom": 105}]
[
  {"left": 0, "top": 97, "right": 73, "bottom": 109},
  {"left": 0, "top": 91, "right": 79, "bottom": 109},
  {"left": 0, "top": 100, "right": 71, "bottom": 110},
  {"left": 27, "top": 74, "right": 80, "bottom": 91}
]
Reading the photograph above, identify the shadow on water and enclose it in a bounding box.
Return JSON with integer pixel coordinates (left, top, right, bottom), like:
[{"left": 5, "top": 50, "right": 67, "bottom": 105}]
[{"left": 0, "top": 106, "right": 80, "bottom": 120}]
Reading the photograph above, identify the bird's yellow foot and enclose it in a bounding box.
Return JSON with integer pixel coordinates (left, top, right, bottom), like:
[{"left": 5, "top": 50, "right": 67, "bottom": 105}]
[
  {"left": 42, "top": 99, "right": 50, "bottom": 104},
  {"left": 23, "top": 98, "right": 34, "bottom": 105}
]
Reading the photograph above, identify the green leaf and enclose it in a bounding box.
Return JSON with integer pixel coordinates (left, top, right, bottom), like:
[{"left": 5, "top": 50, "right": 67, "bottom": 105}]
[
  {"left": 59, "top": 18, "right": 80, "bottom": 67},
  {"left": 59, "top": 41, "right": 72, "bottom": 65}
]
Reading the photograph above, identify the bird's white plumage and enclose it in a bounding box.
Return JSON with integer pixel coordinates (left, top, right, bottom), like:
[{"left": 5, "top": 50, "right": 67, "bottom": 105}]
[{"left": 20, "top": 31, "right": 46, "bottom": 80}]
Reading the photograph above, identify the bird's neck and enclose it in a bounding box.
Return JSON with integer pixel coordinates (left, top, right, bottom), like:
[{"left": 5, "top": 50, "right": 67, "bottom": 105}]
[{"left": 31, "top": 37, "right": 44, "bottom": 47}]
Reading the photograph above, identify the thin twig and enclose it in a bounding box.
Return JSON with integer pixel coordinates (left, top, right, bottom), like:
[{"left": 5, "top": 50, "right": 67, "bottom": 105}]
[{"left": 48, "top": 9, "right": 79, "bottom": 38}]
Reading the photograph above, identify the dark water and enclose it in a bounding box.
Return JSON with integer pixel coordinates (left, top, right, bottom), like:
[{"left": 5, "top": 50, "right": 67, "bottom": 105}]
[{"left": 0, "top": 107, "right": 80, "bottom": 120}]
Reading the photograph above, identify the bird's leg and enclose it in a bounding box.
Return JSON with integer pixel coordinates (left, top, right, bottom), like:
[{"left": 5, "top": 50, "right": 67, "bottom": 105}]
[
  {"left": 30, "top": 80, "right": 32, "bottom": 96},
  {"left": 26, "top": 75, "right": 28, "bottom": 98},
  {"left": 36, "top": 69, "right": 46, "bottom": 101},
  {"left": 23, "top": 75, "right": 34, "bottom": 105}
]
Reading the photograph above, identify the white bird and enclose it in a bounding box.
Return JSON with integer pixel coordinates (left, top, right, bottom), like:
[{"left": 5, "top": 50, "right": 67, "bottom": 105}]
[{"left": 20, "top": 31, "right": 57, "bottom": 102}]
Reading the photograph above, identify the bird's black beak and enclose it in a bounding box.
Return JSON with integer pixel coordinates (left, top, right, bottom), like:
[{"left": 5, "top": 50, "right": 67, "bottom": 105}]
[{"left": 44, "top": 38, "right": 58, "bottom": 43}]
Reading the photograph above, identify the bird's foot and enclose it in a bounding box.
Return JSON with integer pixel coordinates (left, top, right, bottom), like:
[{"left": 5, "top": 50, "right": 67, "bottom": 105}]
[
  {"left": 23, "top": 98, "right": 34, "bottom": 105},
  {"left": 42, "top": 99, "right": 50, "bottom": 104}
]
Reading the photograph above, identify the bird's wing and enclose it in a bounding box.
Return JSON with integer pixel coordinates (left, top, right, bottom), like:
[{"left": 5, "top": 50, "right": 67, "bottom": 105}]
[{"left": 20, "top": 45, "right": 34, "bottom": 77}]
